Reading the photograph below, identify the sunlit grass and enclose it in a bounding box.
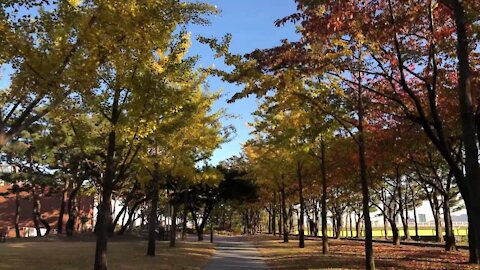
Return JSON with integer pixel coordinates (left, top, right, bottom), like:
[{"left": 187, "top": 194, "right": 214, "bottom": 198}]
[
  {"left": 296, "top": 227, "right": 469, "bottom": 237},
  {"left": 0, "top": 239, "right": 215, "bottom": 270}
]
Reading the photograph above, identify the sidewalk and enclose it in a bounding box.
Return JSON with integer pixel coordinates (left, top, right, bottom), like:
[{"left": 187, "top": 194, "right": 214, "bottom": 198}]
[{"left": 203, "top": 236, "right": 269, "bottom": 270}]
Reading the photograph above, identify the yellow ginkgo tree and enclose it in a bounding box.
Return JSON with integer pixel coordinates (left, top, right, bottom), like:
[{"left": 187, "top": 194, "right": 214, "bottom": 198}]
[
  {"left": 50, "top": 2, "right": 217, "bottom": 269},
  {"left": 137, "top": 65, "right": 228, "bottom": 253}
]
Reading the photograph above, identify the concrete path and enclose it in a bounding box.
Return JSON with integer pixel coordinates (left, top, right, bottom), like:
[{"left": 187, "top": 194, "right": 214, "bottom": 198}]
[{"left": 203, "top": 236, "right": 269, "bottom": 270}]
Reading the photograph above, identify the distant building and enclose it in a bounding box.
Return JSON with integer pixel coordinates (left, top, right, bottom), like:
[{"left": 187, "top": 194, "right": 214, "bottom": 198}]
[{"left": 418, "top": 214, "right": 426, "bottom": 223}]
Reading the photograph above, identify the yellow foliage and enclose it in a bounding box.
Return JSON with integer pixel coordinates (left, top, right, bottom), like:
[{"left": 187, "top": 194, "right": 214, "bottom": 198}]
[{"left": 67, "top": 0, "right": 82, "bottom": 7}]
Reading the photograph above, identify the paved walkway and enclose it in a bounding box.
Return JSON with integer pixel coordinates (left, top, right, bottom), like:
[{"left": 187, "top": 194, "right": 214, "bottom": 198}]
[{"left": 203, "top": 236, "right": 269, "bottom": 270}]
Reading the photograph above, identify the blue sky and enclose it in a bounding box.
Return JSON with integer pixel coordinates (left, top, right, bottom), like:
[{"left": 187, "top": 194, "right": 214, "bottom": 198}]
[{"left": 187, "top": 0, "right": 299, "bottom": 164}]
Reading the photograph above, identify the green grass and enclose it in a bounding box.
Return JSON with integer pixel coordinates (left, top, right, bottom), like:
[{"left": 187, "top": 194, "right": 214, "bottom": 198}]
[{"left": 296, "top": 227, "right": 468, "bottom": 237}]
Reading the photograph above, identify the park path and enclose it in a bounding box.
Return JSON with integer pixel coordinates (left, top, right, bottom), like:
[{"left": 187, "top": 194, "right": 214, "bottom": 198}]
[{"left": 203, "top": 236, "right": 269, "bottom": 270}]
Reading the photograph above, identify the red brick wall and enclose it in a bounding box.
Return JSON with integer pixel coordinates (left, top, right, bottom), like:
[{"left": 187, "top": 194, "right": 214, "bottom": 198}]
[{"left": 0, "top": 185, "right": 94, "bottom": 237}]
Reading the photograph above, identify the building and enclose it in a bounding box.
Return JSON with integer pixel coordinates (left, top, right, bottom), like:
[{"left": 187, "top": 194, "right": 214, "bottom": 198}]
[{"left": 0, "top": 183, "right": 94, "bottom": 237}]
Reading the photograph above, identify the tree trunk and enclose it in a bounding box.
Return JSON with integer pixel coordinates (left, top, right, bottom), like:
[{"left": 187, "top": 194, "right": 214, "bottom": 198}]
[
  {"left": 67, "top": 186, "right": 80, "bottom": 236},
  {"left": 383, "top": 213, "right": 388, "bottom": 240},
  {"left": 268, "top": 210, "right": 271, "bottom": 234},
  {"left": 336, "top": 214, "right": 342, "bottom": 240},
  {"left": 36, "top": 197, "right": 50, "bottom": 237},
  {"left": 197, "top": 226, "right": 204, "bottom": 241},
  {"left": 191, "top": 206, "right": 211, "bottom": 242},
  {"left": 357, "top": 63, "right": 375, "bottom": 269},
  {"left": 181, "top": 205, "right": 188, "bottom": 240},
  {"left": 94, "top": 82, "right": 125, "bottom": 270},
  {"left": 349, "top": 211, "right": 353, "bottom": 238},
  {"left": 288, "top": 207, "right": 293, "bottom": 233},
  {"left": 307, "top": 215, "right": 313, "bottom": 236},
  {"left": 118, "top": 198, "right": 145, "bottom": 235},
  {"left": 314, "top": 201, "right": 319, "bottom": 237},
  {"left": 210, "top": 223, "right": 214, "bottom": 243},
  {"left": 147, "top": 167, "right": 160, "bottom": 256},
  {"left": 272, "top": 193, "right": 277, "bottom": 236},
  {"left": 432, "top": 192, "right": 443, "bottom": 243},
  {"left": 320, "top": 136, "right": 329, "bottom": 253},
  {"left": 411, "top": 186, "right": 419, "bottom": 238},
  {"left": 400, "top": 212, "right": 410, "bottom": 241},
  {"left": 118, "top": 211, "right": 133, "bottom": 236},
  {"left": 360, "top": 219, "right": 364, "bottom": 237},
  {"left": 32, "top": 190, "right": 42, "bottom": 237},
  {"left": 402, "top": 185, "right": 411, "bottom": 240},
  {"left": 281, "top": 182, "right": 288, "bottom": 243},
  {"left": 140, "top": 206, "right": 146, "bottom": 230},
  {"left": 110, "top": 202, "right": 128, "bottom": 235},
  {"left": 434, "top": 209, "right": 442, "bottom": 243},
  {"left": 94, "top": 186, "right": 113, "bottom": 270},
  {"left": 345, "top": 212, "right": 349, "bottom": 238},
  {"left": 297, "top": 161, "right": 305, "bottom": 248},
  {"left": 244, "top": 211, "right": 249, "bottom": 234},
  {"left": 278, "top": 197, "right": 283, "bottom": 236},
  {"left": 391, "top": 221, "right": 400, "bottom": 246},
  {"left": 14, "top": 191, "right": 20, "bottom": 238},
  {"left": 121, "top": 206, "right": 127, "bottom": 227},
  {"left": 448, "top": 0, "right": 480, "bottom": 262},
  {"left": 332, "top": 215, "right": 337, "bottom": 238},
  {"left": 128, "top": 213, "right": 136, "bottom": 233},
  {"left": 170, "top": 204, "right": 178, "bottom": 248},
  {"left": 467, "top": 214, "right": 478, "bottom": 263},
  {"left": 443, "top": 195, "right": 457, "bottom": 251},
  {"left": 355, "top": 215, "right": 362, "bottom": 238},
  {"left": 57, "top": 181, "right": 68, "bottom": 235}
]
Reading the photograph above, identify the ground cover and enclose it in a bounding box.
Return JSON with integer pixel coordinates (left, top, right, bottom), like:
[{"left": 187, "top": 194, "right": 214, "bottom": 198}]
[
  {"left": 295, "top": 227, "right": 469, "bottom": 238},
  {"left": 0, "top": 237, "right": 214, "bottom": 270},
  {"left": 250, "top": 235, "right": 475, "bottom": 269}
]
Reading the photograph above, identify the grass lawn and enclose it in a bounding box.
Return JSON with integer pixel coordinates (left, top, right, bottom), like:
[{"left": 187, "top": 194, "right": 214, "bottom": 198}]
[
  {"left": 298, "top": 227, "right": 469, "bottom": 238},
  {"left": 250, "top": 235, "right": 476, "bottom": 270},
  {"left": 0, "top": 238, "right": 214, "bottom": 270}
]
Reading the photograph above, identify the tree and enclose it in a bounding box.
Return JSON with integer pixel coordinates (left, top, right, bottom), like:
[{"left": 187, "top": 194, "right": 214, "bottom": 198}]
[
  {"left": 139, "top": 68, "right": 227, "bottom": 251},
  {"left": 60, "top": 2, "right": 217, "bottom": 268},
  {"left": 200, "top": 0, "right": 480, "bottom": 265},
  {"left": 277, "top": 0, "right": 479, "bottom": 262}
]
